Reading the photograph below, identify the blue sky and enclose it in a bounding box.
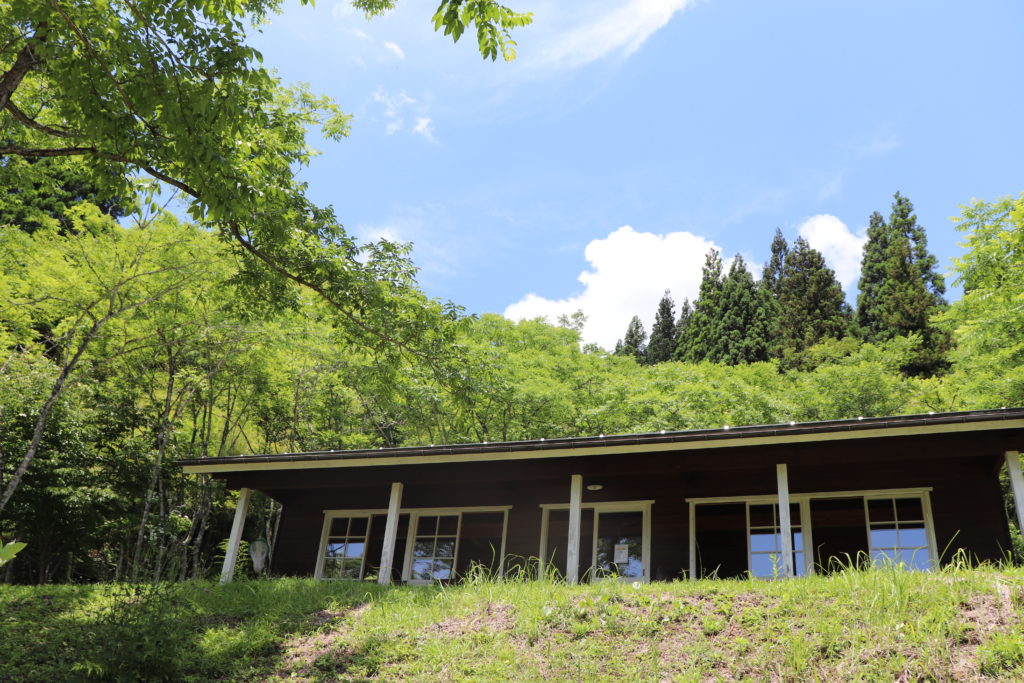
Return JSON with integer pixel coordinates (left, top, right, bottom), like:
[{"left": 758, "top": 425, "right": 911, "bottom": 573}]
[{"left": 251, "top": 0, "right": 1024, "bottom": 348}]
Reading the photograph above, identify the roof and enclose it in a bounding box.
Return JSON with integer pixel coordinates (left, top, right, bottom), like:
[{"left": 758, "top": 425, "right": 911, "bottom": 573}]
[{"left": 177, "top": 407, "right": 1024, "bottom": 474}]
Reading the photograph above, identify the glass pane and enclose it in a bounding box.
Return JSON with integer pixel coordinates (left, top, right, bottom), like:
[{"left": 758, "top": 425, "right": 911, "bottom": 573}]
[
  {"left": 870, "top": 528, "right": 900, "bottom": 549},
  {"left": 413, "top": 541, "right": 434, "bottom": 558},
  {"left": 325, "top": 542, "right": 346, "bottom": 558},
  {"left": 899, "top": 527, "right": 927, "bottom": 549},
  {"left": 794, "top": 552, "right": 806, "bottom": 576},
  {"left": 793, "top": 531, "right": 803, "bottom": 552},
  {"left": 417, "top": 516, "right": 438, "bottom": 535},
  {"left": 322, "top": 557, "right": 344, "bottom": 578},
  {"left": 750, "top": 531, "right": 779, "bottom": 553},
  {"left": 349, "top": 517, "right": 368, "bottom": 536},
  {"left": 437, "top": 515, "right": 459, "bottom": 535},
  {"left": 339, "top": 559, "right": 362, "bottom": 579},
  {"left": 895, "top": 497, "right": 924, "bottom": 521},
  {"left": 867, "top": 499, "right": 896, "bottom": 523},
  {"left": 330, "top": 518, "right": 350, "bottom": 535},
  {"left": 431, "top": 559, "right": 453, "bottom": 580},
  {"left": 345, "top": 541, "right": 365, "bottom": 559},
  {"left": 751, "top": 553, "right": 780, "bottom": 578},
  {"left": 411, "top": 559, "right": 433, "bottom": 580},
  {"left": 907, "top": 547, "right": 931, "bottom": 570},
  {"left": 749, "top": 505, "right": 775, "bottom": 527},
  {"left": 871, "top": 549, "right": 897, "bottom": 566},
  {"left": 434, "top": 540, "right": 455, "bottom": 558},
  {"left": 788, "top": 503, "right": 802, "bottom": 525}
]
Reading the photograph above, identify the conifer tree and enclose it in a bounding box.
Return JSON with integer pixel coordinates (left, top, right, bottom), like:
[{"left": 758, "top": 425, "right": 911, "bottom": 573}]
[
  {"left": 615, "top": 315, "right": 647, "bottom": 363},
  {"left": 762, "top": 228, "right": 789, "bottom": 299},
  {"left": 855, "top": 192, "right": 948, "bottom": 374},
  {"left": 676, "top": 250, "right": 724, "bottom": 363},
  {"left": 646, "top": 291, "right": 677, "bottom": 364},
  {"left": 677, "top": 251, "right": 772, "bottom": 364},
  {"left": 672, "top": 298, "right": 693, "bottom": 360},
  {"left": 777, "top": 237, "right": 851, "bottom": 355},
  {"left": 714, "top": 255, "right": 774, "bottom": 364}
]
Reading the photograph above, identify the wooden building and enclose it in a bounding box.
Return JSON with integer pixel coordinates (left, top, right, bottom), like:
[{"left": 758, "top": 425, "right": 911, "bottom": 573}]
[{"left": 177, "top": 408, "right": 1024, "bottom": 584}]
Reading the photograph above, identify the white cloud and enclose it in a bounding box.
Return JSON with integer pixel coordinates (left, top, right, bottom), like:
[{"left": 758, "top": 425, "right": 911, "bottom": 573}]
[
  {"left": 330, "top": 2, "right": 355, "bottom": 21},
  {"left": 504, "top": 225, "right": 719, "bottom": 349},
  {"left": 382, "top": 41, "right": 406, "bottom": 60},
  {"left": 534, "top": 0, "right": 698, "bottom": 69},
  {"left": 412, "top": 117, "right": 437, "bottom": 143},
  {"left": 372, "top": 88, "right": 437, "bottom": 140},
  {"left": 797, "top": 214, "right": 867, "bottom": 292}
]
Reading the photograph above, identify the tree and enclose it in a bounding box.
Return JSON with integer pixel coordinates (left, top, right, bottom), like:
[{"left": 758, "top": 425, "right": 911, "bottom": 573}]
[
  {"left": 645, "top": 291, "right": 677, "bottom": 364},
  {"left": 855, "top": 192, "right": 948, "bottom": 374},
  {"left": 714, "top": 255, "right": 774, "bottom": 364},
  {"left": 0, "top": 0, "right": 530, "bottom": 357},
  {"left": 937, "top": 194, "right": 1024, "bottom": 407},
  {"left": 615, "top": 316, "right": 647, "bottom": 363},
  {"left": 776, "top": 237, "right": 851, "bottom": 358},
  {"left": 761, "top": 228, "right": 789, "bottom": 299},
  {"left": 0, "top": 157, "right": 133, "bottom": 233},
  {"left": 672, "top": 298, "right": 693, "bottom": 361},
  {"left": 676, "top": 250, "right": 724, "bottom": 363}
]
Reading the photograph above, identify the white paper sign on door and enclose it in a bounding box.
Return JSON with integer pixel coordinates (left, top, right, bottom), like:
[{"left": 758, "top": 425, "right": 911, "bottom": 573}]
[{"left": 613, "top": 543, "right": 630, "bottom": 564}]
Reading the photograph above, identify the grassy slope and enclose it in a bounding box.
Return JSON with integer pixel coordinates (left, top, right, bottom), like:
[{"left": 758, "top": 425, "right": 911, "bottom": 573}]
[{"left": 3, "top": 566, "right": 1024, "bottom": 681}]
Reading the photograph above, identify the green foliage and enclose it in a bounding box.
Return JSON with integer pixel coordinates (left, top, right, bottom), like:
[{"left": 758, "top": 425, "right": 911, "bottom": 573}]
[
  {"left": 0, "top": 539, "right": 26, "bottom": 566},
  {"left": 937, "top": 194, "right": 1024, "bottom": 408}
]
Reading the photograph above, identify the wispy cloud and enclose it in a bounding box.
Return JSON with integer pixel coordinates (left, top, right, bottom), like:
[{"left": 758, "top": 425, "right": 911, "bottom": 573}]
[
  {"left": 413, "top": 117, "right": 437, "bottom": 143},
  {"left": 534, "top": 0, "right": 698, "bottom": 69},
  {"left": 372, "top": 88, "right": 437, "bottom": 140},
  {"left": 382, "top": 41, "right": 406, "bottom": 60}
]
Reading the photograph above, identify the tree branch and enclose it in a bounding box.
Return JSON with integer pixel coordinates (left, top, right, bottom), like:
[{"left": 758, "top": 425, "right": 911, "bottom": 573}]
[
  {"left": 0, "top": 27, "right": 44, "bottom": 111},
  {"left": 3, "top": 101, "right": 75, "bottom": 137}
]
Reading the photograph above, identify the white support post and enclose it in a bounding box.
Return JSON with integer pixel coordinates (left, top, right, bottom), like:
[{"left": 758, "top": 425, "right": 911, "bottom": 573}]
[
  {"left": 220, "top": 487, "right": 251, "bottom": 584},
  {"left": 566, "top": 474, "right": 583, "bottom": 584},
  {"left": 688, "top": 501, "right": 697, "bottom": 580},
  {"left": 378, "top": 482, "right": 404, "bottom": 585},
  {"left": 776, "top": 464, "right": 794, "bottom": 578},
  {"left": 1006, "top": 451, "right": 1024, "bottom": 538}
]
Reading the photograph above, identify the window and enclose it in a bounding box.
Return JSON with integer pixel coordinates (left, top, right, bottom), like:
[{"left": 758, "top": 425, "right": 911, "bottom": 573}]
[
  {"left": 748, "top": 503, "right": 805, "bottom": 578},
  {"left": 408, "top": 514, "right": 460, "bottom": 583},
  {"left": 866, "top": 497, "right": 932, "bottom": 570},
  {"left": 319, "top": 516, "right": 370, "bottom": 580}
]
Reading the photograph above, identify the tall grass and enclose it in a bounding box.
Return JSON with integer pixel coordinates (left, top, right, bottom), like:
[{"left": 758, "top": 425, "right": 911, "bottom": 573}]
[{"left": 2, "top": 560, "right": 1023, "bottom": 681}]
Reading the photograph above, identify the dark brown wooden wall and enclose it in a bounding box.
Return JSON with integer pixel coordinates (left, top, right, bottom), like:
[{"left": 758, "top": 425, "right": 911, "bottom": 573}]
[{"left": 232, "top": 430, "right": 1019, "bottom": 579}]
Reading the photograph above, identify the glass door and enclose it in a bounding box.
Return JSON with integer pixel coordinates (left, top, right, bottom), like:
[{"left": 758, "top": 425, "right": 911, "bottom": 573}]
[{"left": 593, "top": 510, "right": 646, "bottom": 581}]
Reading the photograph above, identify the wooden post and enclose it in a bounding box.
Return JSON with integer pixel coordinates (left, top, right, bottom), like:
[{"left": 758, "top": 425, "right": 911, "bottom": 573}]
[
  {"left": 220, "top": 487, "right": 250, "bottom": 584},
  {"left": 777, "top": 464, "right": 794, "bottom": 578},
  {"left": 1006, "top": 451, "right": 1024, "bottom": 538},
  {"left": 566, "top": 474, "right": 583, "bottom": 584},
  {"left": 688, "top": 501, "right": 697, "bottom": 580},
  {"left": 378, "top": 482, "right": 403, "bottom": 585}
]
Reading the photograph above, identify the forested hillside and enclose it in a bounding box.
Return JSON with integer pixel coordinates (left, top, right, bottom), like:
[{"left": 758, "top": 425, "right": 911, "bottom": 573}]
[{"left": 1, "top": 157, "right": 1022, "bottom": 582}]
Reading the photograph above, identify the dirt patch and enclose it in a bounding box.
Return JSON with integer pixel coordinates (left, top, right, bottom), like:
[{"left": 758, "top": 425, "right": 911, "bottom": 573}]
[
  {"left": 274, "top": 603, "right": 371, "bottom": 679},
  {"left": 427, "top": 603, "right": 516, "bottom": 637}
]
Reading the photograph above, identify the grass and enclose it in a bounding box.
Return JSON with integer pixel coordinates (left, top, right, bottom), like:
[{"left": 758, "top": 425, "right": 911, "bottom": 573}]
[{"left": 3, "top": 563, "right": 1024, "bottom": 681}]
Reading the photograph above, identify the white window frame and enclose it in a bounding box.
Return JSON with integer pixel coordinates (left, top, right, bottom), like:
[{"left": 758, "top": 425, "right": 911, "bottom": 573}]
[
  {"left": 863, "top": 493, "right": 938, "bottom": 569},
  {"left": 537, "top": 500, "right": 653, "bottom": 582},
  {"left": 314, "top": 506, "right": 511, "bottom": 581},
  {"left": 314, "top": 512, "right": 375, "bottom": 580},
  {"left": 746, "top": 500, "right": 811, "bottom": 578},
  {"left": 685, "top": 487, "right": 937, "bottom": 577}
]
